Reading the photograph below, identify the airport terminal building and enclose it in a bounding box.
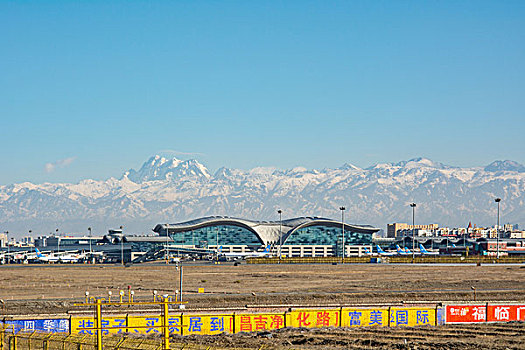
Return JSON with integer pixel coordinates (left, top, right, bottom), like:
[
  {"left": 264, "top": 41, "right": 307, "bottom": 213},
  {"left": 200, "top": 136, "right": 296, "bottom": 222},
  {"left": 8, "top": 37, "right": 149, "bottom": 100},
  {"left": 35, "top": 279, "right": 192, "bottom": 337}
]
[{"left": 152, "top": 216, "right": 380, "bottom": 257}]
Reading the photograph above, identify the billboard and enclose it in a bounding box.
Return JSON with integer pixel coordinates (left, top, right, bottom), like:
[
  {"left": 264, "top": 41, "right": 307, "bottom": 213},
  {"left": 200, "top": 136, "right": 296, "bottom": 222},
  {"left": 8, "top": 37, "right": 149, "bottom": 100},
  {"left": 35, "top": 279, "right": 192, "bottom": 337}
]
[
  {"left": 389, "top": 307, "right": 436, "bottom": 327},
  {"left": 287, "top": 309, "right": 340, "bottom": 328},
  {"left": 234, "top": 313, "right": 286, "bottom": 333},
  {"left": 71, "top": 316, "right": 126, "bottom": 335},
  {"left": 445, "top": 304, "right": 487, "bottom": 323},
  {"left": 341, "top": 308, "right": 389, "bottom": 327},
  {"left": 4, "top": 319, "right": 69, "bottom": 333},
  {"left": 182, "top": 314, "right": 234, "bottom": 335}
]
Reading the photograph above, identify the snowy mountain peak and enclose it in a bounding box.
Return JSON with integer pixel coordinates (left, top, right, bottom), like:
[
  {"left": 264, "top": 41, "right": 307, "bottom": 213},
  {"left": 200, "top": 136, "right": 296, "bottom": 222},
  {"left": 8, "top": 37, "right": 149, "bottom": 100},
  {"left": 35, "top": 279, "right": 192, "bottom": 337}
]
[
  {"left": 485, "top": 160, "right": 525, "bottom": 173},
  {"left": 1, "top": 156, "right": 524, "bottom": 234},
  {"left": 170, "top": 159, "right": 211, "bottom": 180},
  {"left": 339, "top": 163, "right": 361, "bottom": 171},
  {"left": 395, "top": 157, "right": 446, "bottom": 169},
  {"left": 125, "top": 155, "right": 183, "bottom": 183}
]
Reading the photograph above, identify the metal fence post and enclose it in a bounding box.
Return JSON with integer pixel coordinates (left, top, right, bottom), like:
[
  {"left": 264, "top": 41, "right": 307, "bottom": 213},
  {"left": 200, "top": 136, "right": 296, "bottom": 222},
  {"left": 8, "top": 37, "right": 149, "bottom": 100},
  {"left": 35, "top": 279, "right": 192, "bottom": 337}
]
[
  {"left": 95, "top": 299, "right": 103, "bottom": 350},
  {"left": 162, "top": 296, "right": 170, "bottom": 350}
]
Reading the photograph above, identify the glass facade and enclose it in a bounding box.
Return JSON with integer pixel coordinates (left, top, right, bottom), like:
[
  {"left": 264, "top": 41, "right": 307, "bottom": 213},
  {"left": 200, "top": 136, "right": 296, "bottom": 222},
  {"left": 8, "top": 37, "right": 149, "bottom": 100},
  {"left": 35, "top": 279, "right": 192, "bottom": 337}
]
[
  {"left": 284, "top": 224, "right": 373, "bottom": 256},
  {"left": 170, "top": 224, "right": 263, "bottom": 247},
  {"left": 131, "top": 241, "right": 163, "bottom": 252}
]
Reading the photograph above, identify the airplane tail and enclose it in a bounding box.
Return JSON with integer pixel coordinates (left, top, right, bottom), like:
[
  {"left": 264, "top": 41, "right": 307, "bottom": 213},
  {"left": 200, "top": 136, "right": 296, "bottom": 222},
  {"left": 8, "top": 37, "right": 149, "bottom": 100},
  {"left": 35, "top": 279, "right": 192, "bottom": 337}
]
[
  {"left": 404, "top": 247, "right": 411, "bottom": 254},
  {"left": 217, "top": 245, "right": 222, "bottom": 253},
  {"left": 396, "top": 245, "right": 404, "bottom": 254},
  {"left": 263, "top": 244, "right": 271, "bottom": 253},
  {"left": 363, "top": 247, "right": 371, "bottom": 254},
  {"left": 419, "top": 244, "right": 429, "bottom": 253},
  {"left": 35, "top": 248, "right": 45, "bottom": 258},
  {"left": 376, "top": 245, "right": 385, "bottom": 253}
]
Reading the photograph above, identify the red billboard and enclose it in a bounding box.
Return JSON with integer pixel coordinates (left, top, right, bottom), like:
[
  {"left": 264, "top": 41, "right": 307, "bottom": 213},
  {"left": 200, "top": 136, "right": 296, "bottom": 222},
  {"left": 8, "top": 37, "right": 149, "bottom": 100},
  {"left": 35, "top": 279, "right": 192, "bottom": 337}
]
[
  {"left": 486, "top": 305, "right": 525, "bottom": 322},
  {"left": 446, "top": 304, "right": 525, "bottom": 323},
  {"left": 445, "top": 305, "right": 487, "bottom": 323}
]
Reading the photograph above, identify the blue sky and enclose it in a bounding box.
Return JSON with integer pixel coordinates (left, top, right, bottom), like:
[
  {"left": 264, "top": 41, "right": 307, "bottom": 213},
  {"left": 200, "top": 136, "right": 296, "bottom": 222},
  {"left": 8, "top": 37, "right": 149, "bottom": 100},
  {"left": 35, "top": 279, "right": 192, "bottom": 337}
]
[{"left": 1, "top": 1, "right": 524, "bottom": 184}]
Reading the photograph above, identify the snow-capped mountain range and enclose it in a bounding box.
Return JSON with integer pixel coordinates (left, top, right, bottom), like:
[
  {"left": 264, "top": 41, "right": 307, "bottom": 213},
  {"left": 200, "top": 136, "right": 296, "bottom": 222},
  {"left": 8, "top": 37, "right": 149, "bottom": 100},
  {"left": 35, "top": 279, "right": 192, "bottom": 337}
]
[{"left": 1, "top": 155, "right": 524, "bottom": 236}]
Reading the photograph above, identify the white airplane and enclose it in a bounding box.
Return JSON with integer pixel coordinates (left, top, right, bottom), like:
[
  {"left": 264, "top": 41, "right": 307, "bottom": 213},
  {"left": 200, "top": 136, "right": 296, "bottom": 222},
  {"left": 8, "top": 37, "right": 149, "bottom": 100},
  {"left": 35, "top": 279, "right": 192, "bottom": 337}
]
[
  {"left": 35, "top": 248, "right": 85, "bottom": 263},
  {"left": 217, "top": 244, "right": 272, "bottom": 260},
  {"left": 376, "top": 245, "right": 396, "bottom": 256},
  {"left": 419, "top": 244, "right": 440, "bottom": 256},
  {"left": 363, "top": 247, "right": 375, "bottom": 255},
  {"left": 404, "top": 247, "right": 421, "bottom": 256},
  {"left": 396, "top": 245, "right": 408, "bottom": 255}
]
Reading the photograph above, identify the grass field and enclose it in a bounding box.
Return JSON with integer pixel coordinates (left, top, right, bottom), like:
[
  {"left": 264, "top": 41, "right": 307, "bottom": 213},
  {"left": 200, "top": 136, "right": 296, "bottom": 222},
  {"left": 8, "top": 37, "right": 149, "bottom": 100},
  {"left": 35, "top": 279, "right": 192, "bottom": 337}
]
[
  {"left": 1, "top": 262, "right": 524, "bottom": 314},
  {"left": 1, "top": 262, "right": 524, "bottom": 349}
]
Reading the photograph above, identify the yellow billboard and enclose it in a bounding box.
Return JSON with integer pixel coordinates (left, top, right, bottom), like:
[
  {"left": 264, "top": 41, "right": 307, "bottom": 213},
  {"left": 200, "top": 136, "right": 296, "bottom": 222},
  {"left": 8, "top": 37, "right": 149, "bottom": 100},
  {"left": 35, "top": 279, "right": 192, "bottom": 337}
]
[
  {"left": 127, "top": 315, "right": 182, "bottom": 335},
  {"left": 182, "top": 314, "right": 234, "bottom": 335},
  {"left": 341, "top": 308, "right": 389, "bottom": 327},
  {"left": 71, "top": 316, "right": 127, "bottom": 335},
  {"left": 288, "top": 309, "right": 340, "bottom": 328},
  {"left": 389, "top": 307, "right": 436, "bottom": 327},
  {"left": 234, "top": 313, "right": 286, "bottom": 332}
]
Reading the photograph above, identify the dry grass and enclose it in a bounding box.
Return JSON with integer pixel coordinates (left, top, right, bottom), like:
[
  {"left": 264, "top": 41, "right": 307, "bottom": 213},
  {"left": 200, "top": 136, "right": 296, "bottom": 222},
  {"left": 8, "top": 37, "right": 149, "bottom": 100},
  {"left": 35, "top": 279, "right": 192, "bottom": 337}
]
[{"left": 0, "top": 263, "right": 524, "bottom": 315}]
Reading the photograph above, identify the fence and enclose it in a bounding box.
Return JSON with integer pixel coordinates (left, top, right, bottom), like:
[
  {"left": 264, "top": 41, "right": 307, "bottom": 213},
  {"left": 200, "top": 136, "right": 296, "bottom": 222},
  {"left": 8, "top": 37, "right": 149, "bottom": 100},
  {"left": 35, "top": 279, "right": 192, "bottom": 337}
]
[
  {"left": 2, "top": 301, "right": 525, "bottom": 349},
  {"left": 0, "top": 330, "right": 163, "bottom": 350},
  {"left": 0, "top": 328, "right": 251, "bottom": 350}
]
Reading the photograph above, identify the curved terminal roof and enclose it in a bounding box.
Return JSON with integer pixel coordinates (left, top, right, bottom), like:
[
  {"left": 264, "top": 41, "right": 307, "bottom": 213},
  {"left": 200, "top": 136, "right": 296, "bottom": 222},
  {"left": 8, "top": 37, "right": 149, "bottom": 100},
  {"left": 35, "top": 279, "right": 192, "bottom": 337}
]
[{"left": 153, "top": 216, "right": 380, "bottom": 245}]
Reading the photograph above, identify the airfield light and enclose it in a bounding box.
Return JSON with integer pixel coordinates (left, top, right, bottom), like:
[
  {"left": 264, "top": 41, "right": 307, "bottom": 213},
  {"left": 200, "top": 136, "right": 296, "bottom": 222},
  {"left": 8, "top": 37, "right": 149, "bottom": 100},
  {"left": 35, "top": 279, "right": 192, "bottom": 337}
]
[
  {"left": 130, "top": 290, "right": 135, "bottom": 303},
  {"left": 119, "top": 290, "right": 125, "bottom": 302},
  {"left": 153, "top": 290, "right": 158, "bottom": 301},
  {"left": 108, "top": 291, "right": 112, "bottom": 303},
  {"left": 162, "top": 294, "right": 169, "bottom": 299},
  {"left": 85, "top": 291, "right": 89, "bottom": 303}
]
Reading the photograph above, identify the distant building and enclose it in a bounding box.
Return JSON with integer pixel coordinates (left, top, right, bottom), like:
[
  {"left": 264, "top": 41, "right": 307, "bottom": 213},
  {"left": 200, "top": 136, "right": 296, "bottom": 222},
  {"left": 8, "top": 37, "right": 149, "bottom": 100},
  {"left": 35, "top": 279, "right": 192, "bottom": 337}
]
[
  {"left": 154, "top": 216, "right": 380, "bottom": 257},
  {"left": 386, "top": 223, "right": 438, "bottom": 238},
  {"left": 510, "top": 231, "right": 525, "bottom": 239}
]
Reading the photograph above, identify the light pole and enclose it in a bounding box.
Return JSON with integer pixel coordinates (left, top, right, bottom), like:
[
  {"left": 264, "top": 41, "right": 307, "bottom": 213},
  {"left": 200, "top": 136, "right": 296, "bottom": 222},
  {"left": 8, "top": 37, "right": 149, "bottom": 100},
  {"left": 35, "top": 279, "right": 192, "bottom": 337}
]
[
  {"left": 410, "top": 203, "right": 416, "bottom": 260},
  {"left": 278, "top": 209, "right": 282, "bottom": 261},
  {"left": 5, "top": 231, "right": 9, "bottom": 264},
  {"left": 165, "top": 223, "right": 169, "bottom": 264},
  {"left": 120, "top": 225, "right": 124, "bottom": 266},
  {"left": 56, "top": 228, "right": 60, "bottom": 253},
  {"left": 88, "top": 227, "right": 92, "bottom": 263},
  {"left": 495, "top": 198, "right": 501, "bottom": 259},
  {"left": 28, "top": 230, "right": 32, "bottom": 255},
  {"left": 339, "top": 207, "right": 346, "bottom": 259},
  {"left": 215, "top": 226, "right": 219, "bottom": 262}
]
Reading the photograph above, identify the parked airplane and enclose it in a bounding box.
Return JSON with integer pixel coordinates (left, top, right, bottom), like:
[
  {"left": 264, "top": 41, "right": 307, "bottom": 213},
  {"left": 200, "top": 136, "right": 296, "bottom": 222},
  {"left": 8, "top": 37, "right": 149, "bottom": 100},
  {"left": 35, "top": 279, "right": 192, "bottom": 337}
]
[
  {"left": 376, "top": 245, "right": 396, "bottom": 256},
  {"left": 396, "top": 245, "right": 408, "bottom": 255},
  {"left": 363, "top": 247, "right": 374, "bottom": 255},
  {"left": 419, "top": 244, "right": 440, "bottom": 255},
  {"left": 404, "top": 247, "right": 421, "bottom": 256},
  {"left": 35, "top": 248, "right": 85, "bottom": 263},
  {"left": 217, "top": 244, "right": 272, "bottom": 260}
]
